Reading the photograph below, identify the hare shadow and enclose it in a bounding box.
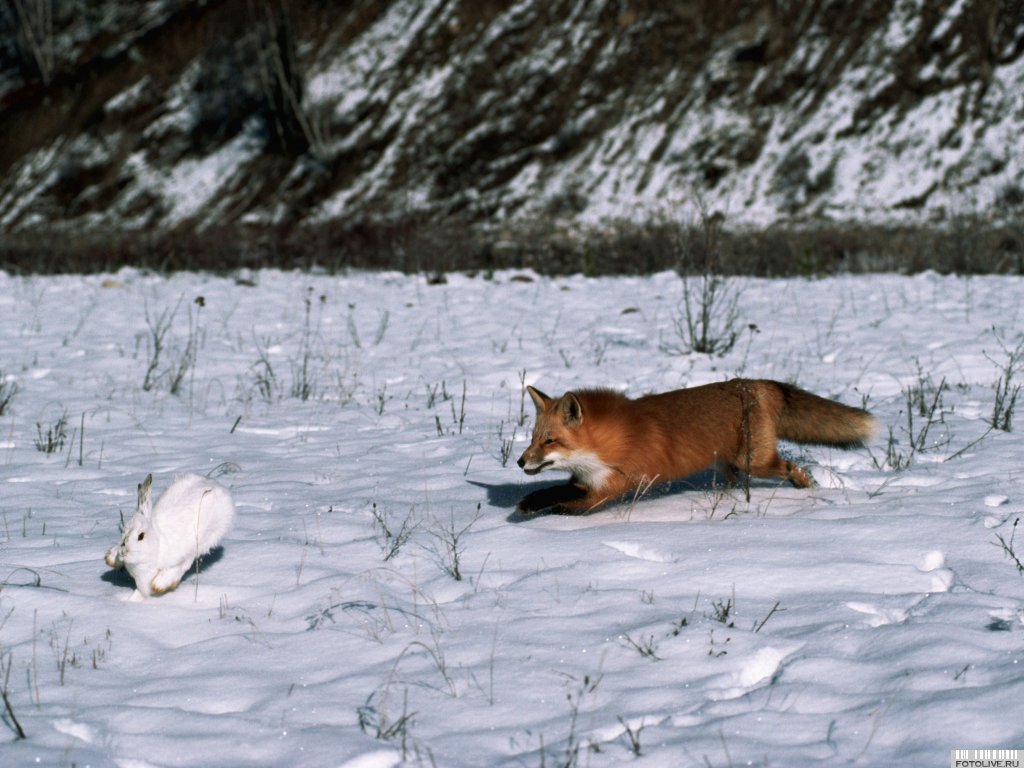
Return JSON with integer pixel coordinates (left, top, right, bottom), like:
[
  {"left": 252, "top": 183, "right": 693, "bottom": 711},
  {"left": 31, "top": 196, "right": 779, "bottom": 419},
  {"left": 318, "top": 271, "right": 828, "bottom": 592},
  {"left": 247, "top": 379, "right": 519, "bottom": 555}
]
[{"left": 101, "top": 546, "right": 227, "bottom": 591}]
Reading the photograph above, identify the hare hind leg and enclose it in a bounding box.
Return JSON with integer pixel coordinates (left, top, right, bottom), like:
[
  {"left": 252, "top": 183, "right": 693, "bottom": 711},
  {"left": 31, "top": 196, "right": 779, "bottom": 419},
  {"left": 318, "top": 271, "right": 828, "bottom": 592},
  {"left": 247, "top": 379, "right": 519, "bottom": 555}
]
[{"left": 149, "top": 562, "right": 190, "bottom": 596}]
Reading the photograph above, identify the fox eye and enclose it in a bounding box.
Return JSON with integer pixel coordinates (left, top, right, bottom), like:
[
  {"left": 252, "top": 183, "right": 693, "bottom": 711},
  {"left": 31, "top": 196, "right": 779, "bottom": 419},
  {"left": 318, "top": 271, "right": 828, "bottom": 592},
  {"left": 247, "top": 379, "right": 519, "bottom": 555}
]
[
  {"left": 137, "top": 532, "right": 145, "bottom": 541},
  {"left": 544, "top": 437, "right": 556, "bottom": 445}
]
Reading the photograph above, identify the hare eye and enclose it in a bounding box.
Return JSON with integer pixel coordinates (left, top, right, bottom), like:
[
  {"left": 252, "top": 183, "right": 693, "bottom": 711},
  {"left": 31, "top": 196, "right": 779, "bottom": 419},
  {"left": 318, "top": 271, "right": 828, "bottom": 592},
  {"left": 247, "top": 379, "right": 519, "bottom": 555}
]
[{"left": 137, "top": 532, "right": 145, "bottom": 541}]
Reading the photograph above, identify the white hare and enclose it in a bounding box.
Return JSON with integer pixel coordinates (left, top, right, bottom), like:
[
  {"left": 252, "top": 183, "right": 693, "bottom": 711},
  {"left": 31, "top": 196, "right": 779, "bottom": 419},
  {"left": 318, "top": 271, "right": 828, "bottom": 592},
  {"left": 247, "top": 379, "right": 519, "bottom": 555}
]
[{"left": 104, "top": 473, "right": 235, "bottom": 597}]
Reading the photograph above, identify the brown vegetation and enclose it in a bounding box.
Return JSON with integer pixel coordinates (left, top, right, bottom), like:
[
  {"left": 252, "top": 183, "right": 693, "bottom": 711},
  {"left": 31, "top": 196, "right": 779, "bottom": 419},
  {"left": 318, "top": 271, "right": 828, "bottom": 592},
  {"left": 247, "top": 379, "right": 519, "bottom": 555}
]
[{"left": 2, "top": 217, "right": 1021, "bottom": 276}]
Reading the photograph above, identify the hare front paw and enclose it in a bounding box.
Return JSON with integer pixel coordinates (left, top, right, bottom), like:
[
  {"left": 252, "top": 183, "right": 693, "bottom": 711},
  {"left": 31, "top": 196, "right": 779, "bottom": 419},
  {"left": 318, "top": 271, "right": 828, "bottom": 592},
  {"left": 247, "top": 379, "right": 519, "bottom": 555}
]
[{"left": 149, "top": 568, "right": 184, "bottom": 596}]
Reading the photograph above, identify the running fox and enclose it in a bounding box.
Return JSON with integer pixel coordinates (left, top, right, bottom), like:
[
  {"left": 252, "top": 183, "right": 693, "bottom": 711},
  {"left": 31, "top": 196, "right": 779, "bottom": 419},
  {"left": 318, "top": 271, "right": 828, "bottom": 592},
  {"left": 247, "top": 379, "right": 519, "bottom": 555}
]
[{"left": 516, "top": 379, "right": 875, "bottom": 514}]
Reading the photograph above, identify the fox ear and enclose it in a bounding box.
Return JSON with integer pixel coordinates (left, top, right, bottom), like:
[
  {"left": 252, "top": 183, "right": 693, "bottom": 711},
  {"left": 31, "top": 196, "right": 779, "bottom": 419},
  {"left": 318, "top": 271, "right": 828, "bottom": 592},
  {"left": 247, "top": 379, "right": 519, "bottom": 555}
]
[
  {"left": 558, "top": 393, "right": 583, "bottom": 427},
  {"left": 527, "top": 386, "right": 552, "bottom": 413}
]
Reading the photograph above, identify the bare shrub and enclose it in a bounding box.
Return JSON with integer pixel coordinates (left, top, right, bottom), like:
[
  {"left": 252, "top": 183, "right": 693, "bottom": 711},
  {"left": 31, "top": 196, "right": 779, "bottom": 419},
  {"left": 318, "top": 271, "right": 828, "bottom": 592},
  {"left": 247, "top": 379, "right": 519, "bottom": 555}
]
[
  {"left": 0, "top": 373, "right": 19, "bottom": 416},
  {"left": 34, "top": 410, "right": 68, "bottom": 454},
  {"left": 665, "top": 204, "right": 742, "bottom": 356},
  {"left": 987, "top": 331, "right": 1023, "bottom": 432}
]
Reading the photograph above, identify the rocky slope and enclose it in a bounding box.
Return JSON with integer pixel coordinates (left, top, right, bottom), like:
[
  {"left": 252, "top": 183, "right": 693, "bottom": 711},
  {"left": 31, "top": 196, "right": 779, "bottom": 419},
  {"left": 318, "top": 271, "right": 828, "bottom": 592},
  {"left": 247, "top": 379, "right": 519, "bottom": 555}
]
[{"left": 1, "top": 0, "right": 1022, "bottom": 237}]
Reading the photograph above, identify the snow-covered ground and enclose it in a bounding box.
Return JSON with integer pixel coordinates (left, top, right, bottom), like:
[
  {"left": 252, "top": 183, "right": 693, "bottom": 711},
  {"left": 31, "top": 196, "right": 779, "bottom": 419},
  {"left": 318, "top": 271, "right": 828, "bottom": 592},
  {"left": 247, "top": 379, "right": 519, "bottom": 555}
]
[{"left": 1, "top": 268, "right": 1022, "bottom": 766}]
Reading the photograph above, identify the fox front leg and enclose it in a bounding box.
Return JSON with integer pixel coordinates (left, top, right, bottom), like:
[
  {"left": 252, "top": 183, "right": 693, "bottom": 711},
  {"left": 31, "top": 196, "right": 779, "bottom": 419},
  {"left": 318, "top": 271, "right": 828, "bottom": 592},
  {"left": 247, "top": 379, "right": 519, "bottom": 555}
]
[{"left": 517, "top": 481, "right": 604, "bottom": 515}]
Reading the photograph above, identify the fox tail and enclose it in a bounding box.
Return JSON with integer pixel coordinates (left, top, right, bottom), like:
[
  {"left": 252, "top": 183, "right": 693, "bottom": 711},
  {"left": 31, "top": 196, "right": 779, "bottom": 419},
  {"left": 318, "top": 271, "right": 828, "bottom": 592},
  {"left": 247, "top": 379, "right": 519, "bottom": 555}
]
[{"left": 775, "top": 382, "right": 876, "bottom": 448}]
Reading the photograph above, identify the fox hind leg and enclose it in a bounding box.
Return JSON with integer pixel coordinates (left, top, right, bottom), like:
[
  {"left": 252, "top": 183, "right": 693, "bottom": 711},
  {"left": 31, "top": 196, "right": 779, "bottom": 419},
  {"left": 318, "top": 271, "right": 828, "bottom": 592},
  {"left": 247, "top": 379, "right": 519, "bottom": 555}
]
[
  {"left": 712, "top": 459, "right": 739, "bottom": 487},
  {"left": 746, "top": 453, "right": 813, "bottom": 488},
  {"left": 783, "top": 460, "right": 813, "bottom": 488}
]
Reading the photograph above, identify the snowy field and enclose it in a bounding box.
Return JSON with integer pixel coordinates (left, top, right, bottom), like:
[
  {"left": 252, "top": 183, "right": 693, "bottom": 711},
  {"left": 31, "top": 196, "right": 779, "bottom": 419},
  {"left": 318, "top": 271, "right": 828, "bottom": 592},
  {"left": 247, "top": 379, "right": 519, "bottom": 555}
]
[{"left": 1, "top": 268, "right": 1023, "bottom": 767}]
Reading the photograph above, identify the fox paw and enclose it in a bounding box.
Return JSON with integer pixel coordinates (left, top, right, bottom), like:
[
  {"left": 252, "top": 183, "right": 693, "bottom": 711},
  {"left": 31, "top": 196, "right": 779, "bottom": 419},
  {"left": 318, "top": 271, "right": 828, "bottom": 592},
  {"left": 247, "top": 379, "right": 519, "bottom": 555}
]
[
  {"left": 516, "top": 498, "right": 590, "bottom": 517},
  {"left": 518, "top": 482, "right": 590, "bottom": 513},
  {"left": 516, "top": 495, "right": 548, "bottom": 514}
]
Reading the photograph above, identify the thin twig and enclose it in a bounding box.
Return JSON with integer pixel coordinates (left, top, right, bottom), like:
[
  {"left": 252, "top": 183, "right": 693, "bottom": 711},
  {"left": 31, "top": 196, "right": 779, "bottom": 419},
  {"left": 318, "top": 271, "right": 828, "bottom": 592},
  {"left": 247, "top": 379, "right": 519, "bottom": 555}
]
[
  {"left": 753, "top": 601, "right": 782, "bottom": 633},
  {"left": 1, "top": 653, "right": 27, "bottom": 739}
]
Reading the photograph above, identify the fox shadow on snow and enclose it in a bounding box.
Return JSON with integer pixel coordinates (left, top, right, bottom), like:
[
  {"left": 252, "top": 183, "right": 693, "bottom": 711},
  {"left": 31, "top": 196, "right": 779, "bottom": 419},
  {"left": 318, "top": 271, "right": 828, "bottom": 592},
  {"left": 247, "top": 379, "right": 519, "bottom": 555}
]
[
  {"left": 100, "top": 546, "right": 227, "bottom": 591},
  {"left": 470, "top": 469, "right": 729, "bottom": 523}
]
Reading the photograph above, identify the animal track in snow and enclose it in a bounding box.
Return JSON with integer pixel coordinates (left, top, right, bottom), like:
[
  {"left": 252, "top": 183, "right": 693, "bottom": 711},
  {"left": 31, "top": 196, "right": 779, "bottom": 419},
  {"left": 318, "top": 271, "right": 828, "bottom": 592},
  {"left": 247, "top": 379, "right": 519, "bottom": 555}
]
[
  {"left": 983, "top": 495, "right": 1013, "bottom": 528},
  {"left": 53, "top": 718, "right": 97, "bottom": 745},
  {"left": 918, "top": 550, "right": 954, "bottom": 592},
  {"left": 986, "top": 608, "right": 1024, "bottom": 632},
  {"left": 847, "top": 551, "right": 954, "bottom": 627},
  {"left": 338, "top": 751, "right": 404, "bottom": 768},
  {"left": 735, "top": 646, "right": 790, "bottom": 687},
  {"left": 603, "top": 540, "right": 676, "bottom": 563},
  {"left": 846, "top": 601, "right": 910, "bottom": 627},
  {"left": 592, "top": 713, "right": 670, "bottom": 744}
]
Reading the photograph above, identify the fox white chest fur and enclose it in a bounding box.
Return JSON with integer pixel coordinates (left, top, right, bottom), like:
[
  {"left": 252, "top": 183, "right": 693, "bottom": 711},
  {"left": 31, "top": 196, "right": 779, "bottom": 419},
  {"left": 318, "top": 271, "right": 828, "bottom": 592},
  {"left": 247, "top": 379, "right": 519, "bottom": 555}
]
[{"left": 553, "top": 449, "right": 615, "bottom": 490}]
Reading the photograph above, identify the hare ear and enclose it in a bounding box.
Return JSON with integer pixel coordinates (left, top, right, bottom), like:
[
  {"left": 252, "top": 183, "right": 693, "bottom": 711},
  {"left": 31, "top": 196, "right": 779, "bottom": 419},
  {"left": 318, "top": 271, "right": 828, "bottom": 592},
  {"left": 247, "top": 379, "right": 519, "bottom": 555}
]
[{"left": 137, "top": 474, "right": 153, "bottom": 516}]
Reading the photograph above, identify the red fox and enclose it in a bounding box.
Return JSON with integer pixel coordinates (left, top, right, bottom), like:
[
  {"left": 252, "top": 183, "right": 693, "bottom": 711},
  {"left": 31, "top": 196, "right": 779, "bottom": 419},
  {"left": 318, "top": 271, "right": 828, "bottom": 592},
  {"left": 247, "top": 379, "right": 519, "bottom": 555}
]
[{"left": 516, "top": 379, "right": 876, "bottom": 514}]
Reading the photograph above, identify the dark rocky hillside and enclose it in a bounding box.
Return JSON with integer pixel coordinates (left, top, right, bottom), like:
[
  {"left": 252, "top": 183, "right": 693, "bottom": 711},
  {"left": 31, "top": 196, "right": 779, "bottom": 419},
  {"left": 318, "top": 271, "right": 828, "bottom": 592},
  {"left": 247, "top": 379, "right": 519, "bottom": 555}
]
[{"left": 1, "top": 0, "right": 1022, "bottom": 253}]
